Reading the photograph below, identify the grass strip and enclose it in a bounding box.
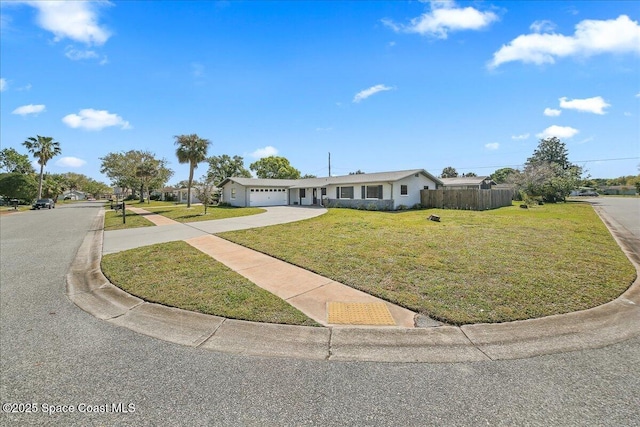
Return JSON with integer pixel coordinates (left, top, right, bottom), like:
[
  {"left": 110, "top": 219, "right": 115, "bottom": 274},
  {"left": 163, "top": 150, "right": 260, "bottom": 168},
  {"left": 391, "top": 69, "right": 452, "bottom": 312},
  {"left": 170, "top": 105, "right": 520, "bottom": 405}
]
[
  {"left": 101, "top": 241, "right": 319, "bottom": 326},
  {"left": 219, "top": 202, "right": 636, "bottom": 325},
  {"left": 103, "top": 209, "right": 155, "bottom": 230},
  {"left": 144, "top": 205, "right": 265, "bottom": 223}
]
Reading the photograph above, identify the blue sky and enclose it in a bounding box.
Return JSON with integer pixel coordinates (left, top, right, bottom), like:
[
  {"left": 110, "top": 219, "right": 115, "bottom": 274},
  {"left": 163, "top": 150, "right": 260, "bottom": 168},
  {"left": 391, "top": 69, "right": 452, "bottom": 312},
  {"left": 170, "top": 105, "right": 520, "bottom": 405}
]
[{"left": 1, "top": 0, "right": 638, "bottom": 184}]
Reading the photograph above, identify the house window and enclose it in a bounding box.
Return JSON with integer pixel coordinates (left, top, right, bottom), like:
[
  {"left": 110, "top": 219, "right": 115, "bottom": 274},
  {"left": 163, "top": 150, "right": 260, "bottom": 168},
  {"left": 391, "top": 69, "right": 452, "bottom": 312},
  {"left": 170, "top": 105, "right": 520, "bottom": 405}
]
[
  {"left": 300, "top": 189, "right": 306, "bottom": 198},
  {"left": 321, "top": 188, "right": 327, "bottom": 196},
  {"left": 424, "top": 185, "right": 429, "bottom": 190},
  {"left": 365, "top": 185, "right": 383, "bottom": 199},
  {"left": 337, "top": 186, "right": 354, "bottom": 199},
  {"left": 400, "top": 185, "right": 408, "bottom": 195},
  {"left": 231, "top": 188, "right": 236, "bottom": 199}
]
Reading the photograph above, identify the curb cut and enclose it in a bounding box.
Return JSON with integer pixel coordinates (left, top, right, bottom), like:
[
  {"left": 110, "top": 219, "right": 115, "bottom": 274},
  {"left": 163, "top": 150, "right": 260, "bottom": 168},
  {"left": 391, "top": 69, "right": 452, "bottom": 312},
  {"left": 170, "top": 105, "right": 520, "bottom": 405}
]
[{"left": 66, "top": 207, "right": 640, "bottom": 363}]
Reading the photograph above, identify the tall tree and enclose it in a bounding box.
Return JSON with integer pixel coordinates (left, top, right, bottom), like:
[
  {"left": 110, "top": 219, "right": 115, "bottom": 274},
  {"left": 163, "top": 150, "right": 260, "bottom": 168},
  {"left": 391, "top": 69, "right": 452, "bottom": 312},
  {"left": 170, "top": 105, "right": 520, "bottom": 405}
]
[
  {"left": 440, "top": 166, "right": 458, "bottom": 178},
  {"left": 249, "top": 156, "right": 301, "bottom": 179},
  {"left": 0, "top": 173, "right": 38, "bottom": 201},
  {"left": 135, "top": 157, "right": 160, "bottom": 203},
  {"left": 100, "top": 150, "right": 173, "bottom": 199},
  {"left": 175, "top": 134, "right": 211, "bottom": 208},
  {"left": 22, "top": 135, "right": 61, "bottom": 199},
  {"left": 526, "top": 136, "right": 571, "bottom": 169},
  {"left": 513, "top": 137, "right": 582, "bottom": 203},
  {"left": 491, "top": 167, "right": 517, "bottom": 184},
  {"left": 206, "top": 154, "right": 251, "bottom": 186},
  {"left": 0, "top": 148, "right": 34, "bottom": 174}
]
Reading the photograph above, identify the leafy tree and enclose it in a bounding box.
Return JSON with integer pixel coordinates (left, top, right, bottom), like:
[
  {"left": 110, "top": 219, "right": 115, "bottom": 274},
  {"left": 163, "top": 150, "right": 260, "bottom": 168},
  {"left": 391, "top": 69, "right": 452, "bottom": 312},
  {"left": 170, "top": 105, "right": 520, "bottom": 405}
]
[
  {"left": 83, "top": 179, "right": 111, "bottom": 198},
  {"left": 349, "top": 170, "right": 365, "bottom": 175},
  {"left": 440, "top": 166, "right": 458, "bottom": 178},
  {"left": 249, "top": 156, "right": 301, "bottom": 179},
  {"left": 490, "top": 167, "right": 517, "bottom": 184},
  {"left": 301, "top": 174, "right": 317, "bottom": 178},
  {"left": 22, "top": 135, "right": 62, "bottom": 199},
  {"left": 175, "top": 134, "right": 211, "bottom": 208},
  {"left": 461, "top": 172, "right": 477, "bottom": 177},
  {"left": 526, "top": 136, "right": 570, "bottom": 169},
  {"left": 206, "top": 154, "right": 251, "bottom": 186},
  {"left": 0, "top": 148, "right": 34, "bottom": 174},
  {"left": 514, "top": 137, "right": 583, "bottom": 203},
  {"left": 100, "top": 150, "right": 173, "bottom": 199},
  {"left": 0, "top": 173, "right": 38, "bottom": 201},
  {"left": 41, "top": 174, "right": 65, "bottom": 200},
  {"left": 193, "top": 175, "right": 217, "bottom": 215},
  {"left": 136, "top": 157, "right": 160, "bottom": 203}
]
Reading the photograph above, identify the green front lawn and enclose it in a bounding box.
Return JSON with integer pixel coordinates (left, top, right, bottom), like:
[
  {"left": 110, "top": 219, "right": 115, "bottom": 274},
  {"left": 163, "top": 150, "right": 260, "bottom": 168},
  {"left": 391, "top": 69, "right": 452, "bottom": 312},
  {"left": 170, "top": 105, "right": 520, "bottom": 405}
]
[
  {"left": 145, "top": 205, "right": 265, "bottom": 223},
  {"left": 104, "top": 209, "right": 155, "bottom": 230},
  {"left": 219, "top": 203, "right": 636, "bottom": 325},
  {"left": 101, "top": 241, "right": 318, "bottom": 326}
]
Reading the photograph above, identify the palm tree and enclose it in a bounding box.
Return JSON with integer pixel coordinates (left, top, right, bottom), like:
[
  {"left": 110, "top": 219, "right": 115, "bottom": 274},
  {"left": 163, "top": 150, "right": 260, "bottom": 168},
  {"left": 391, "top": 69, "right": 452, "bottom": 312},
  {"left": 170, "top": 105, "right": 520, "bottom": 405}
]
[
  {"left": 22, "top": 135, "right": 62, "bottom": 199},
  {"left": 174, "top": 134, "right": 210, "bottom": 208}
]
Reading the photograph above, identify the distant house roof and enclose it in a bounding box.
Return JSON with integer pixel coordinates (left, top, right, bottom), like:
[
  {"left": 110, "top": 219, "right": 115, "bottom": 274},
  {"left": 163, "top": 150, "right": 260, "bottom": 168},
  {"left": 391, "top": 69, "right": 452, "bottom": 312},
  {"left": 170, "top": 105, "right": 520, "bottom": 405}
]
[
  {"left": 440, "top": 176, "right": 495, "bottom": 186},
  {"left": 220, "top": 169, "right": 443, "bottom": 188}
]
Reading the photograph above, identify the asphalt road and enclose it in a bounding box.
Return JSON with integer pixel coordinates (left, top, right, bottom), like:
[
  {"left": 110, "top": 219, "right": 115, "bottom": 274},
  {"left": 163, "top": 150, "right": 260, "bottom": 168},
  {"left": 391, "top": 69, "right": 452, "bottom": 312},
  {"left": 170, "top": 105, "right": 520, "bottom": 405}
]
[{"left": 1, "top": 201, "right": 639, "bottom": 426}]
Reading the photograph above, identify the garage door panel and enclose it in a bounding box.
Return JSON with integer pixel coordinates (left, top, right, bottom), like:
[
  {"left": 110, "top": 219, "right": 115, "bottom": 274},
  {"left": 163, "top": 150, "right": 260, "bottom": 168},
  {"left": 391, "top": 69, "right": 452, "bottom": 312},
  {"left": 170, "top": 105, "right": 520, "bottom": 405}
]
[{"left": 249, "top": 188, "right": 288, "bottom": 206}]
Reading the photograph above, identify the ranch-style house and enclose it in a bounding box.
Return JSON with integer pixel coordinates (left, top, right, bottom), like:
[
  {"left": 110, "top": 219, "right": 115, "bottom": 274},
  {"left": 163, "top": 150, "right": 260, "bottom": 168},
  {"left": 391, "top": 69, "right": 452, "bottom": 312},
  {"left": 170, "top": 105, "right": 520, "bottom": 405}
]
[{"left": 219, "top": 169, "right": 443, "bottom": 210}]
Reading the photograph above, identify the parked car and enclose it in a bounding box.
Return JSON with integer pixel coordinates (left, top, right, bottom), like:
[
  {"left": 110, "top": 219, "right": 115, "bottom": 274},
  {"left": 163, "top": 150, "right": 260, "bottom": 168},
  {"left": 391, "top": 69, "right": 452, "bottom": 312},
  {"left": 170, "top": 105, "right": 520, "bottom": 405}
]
[
  {"left": 578, "top": 191, "right": 599, "bottom": 197},
  {"left": 32, "top": 198, "right": 55, "bottom": 209}
]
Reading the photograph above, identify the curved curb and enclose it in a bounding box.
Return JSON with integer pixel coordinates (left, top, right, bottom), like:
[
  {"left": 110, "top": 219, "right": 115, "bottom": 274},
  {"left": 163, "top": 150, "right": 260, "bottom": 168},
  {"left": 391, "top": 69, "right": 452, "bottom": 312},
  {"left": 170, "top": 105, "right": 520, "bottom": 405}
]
[{"left": 66, "top": 208, "right": 640, "bottom": 363}]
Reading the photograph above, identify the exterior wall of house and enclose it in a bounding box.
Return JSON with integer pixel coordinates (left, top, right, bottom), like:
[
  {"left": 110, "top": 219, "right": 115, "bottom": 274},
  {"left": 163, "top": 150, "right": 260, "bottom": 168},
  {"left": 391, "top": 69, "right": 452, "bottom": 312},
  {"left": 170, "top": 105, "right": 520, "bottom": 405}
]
[
  {"left": 323, "top": 182, "right": 393, "bottom": 208},
  {"left": 222, "top": 183, "right": 248, "bottom": 207},
  {"left": 393, "top": 174, "right": 437, "bottom": 208}
]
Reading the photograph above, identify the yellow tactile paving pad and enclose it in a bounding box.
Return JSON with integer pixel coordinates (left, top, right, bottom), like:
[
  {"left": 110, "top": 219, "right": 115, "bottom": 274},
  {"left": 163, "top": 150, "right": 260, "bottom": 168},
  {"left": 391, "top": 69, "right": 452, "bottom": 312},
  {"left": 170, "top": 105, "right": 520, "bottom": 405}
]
[{"left": 327, "top": 302, "right": 396, "bottom": 326}]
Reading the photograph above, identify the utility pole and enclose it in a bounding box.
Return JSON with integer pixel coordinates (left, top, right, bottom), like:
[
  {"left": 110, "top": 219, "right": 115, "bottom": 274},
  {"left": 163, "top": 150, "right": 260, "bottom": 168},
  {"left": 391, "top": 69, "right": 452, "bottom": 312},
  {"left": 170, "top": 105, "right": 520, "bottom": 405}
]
[{"left": 328, "top": 152, "right": 331, "bottom": 177}]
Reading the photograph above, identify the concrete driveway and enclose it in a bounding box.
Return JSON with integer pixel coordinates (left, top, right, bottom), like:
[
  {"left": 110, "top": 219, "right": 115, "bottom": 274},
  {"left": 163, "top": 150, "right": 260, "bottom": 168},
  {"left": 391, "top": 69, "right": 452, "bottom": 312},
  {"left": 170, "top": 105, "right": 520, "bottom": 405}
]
[{"left": 102, "top": 205, "right": 326, "bottom": 254}]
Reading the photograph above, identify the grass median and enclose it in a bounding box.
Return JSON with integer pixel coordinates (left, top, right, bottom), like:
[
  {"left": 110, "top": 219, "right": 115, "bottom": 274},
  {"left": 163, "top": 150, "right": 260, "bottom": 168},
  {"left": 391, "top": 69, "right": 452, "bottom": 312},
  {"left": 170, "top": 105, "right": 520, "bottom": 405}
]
[
  {"left": 219, "top": 202, "right": 636, "bottom": 325},
  {"left": 144, "top": 205, "right": 265, "bottom": 223},
  {"left": 101, "top": 241, "right": 319, "bottom": 326}
]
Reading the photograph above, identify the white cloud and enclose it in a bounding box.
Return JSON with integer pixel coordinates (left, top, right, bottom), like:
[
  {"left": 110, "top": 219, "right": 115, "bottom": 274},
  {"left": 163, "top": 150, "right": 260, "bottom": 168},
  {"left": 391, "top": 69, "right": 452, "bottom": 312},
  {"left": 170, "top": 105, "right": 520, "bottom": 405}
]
[
  {"left": 530, "top": 20, "right": 556, "bottom": 33},
  {"left": 489, "top": 15, "right": 640, "bottom": 68},
  {"left": 559, "top": 96, "right": 610, "bottom": 114},
  {"left": 353, "top": 84, "right": 393, "bottom": 103},
  {"left": 511, "top": 133, "right": 530, "bottom": 140},
  {"left": 62, "top": 109, "right": 131, "bottom": 131},
  {"left": 544, "top": 108, "right": 562, "bottom": 117},
  {"left": 0, "top": 78, "right": 6, "bottom": 91},
  {"left": 537, "top": 125, "right": 579, "bottom": 139},
  {"left": 64, "top": 46, "right": 99, "bottom": 61},
  {"left": 636, "top": 92, "right": 640, "bottom": 98},
  {"left": 383, "top": 0, "right": 498, "bottom": 39},
  {"left": 27, "top": 0, "right": 111, "bottom": 45},
  {"left": 55, "top": 156, "right": 86, "bottom": 168},
  {"left": 12, "top": 104, "right": 46, "bottom": 116},
  {"left": 485, "top": 142, "right": 500, "bottom": 150},
  {"left": 250, "top": 146, "right": 278, "bottom": 159}
]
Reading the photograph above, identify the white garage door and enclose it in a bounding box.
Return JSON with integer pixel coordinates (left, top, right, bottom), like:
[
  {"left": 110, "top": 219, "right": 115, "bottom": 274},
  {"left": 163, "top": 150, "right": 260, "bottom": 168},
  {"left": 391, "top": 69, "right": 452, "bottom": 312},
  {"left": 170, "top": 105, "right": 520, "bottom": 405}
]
[{"left": 249, "top": 188, "right": 288, "bottom": 206}]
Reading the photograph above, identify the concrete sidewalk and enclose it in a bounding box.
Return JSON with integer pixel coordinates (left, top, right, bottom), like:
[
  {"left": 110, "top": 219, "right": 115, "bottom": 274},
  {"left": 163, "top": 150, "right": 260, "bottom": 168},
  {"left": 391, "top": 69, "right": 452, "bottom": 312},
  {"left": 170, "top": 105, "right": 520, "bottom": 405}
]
[
  {"left": 67, "top": 204, "right": 640, "bottom": 362},
  {"left": 106, "top": 206, "right": 420, "bottom": 327}
]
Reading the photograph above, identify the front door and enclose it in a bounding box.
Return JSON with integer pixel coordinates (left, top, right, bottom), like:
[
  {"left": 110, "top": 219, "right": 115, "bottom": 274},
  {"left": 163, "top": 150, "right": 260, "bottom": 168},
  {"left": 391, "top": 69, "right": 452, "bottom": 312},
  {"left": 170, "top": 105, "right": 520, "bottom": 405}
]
[{"left": 313, "top": 188, "right": 317, "bottom": 205}]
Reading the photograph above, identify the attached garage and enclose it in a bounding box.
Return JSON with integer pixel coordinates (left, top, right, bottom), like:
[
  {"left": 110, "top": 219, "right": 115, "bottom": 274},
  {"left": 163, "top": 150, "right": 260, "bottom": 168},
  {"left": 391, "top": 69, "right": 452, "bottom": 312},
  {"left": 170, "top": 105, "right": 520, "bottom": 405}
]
[{"left": 249, "top": 188, "right": 288, "bottom": 206}]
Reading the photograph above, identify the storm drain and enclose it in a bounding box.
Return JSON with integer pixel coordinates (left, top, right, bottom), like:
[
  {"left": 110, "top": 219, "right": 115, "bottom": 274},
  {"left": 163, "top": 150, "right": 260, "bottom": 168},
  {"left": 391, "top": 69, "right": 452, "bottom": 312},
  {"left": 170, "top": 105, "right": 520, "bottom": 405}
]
[{"left": 327, "top": 302, "right": 396, "bottom": 326}]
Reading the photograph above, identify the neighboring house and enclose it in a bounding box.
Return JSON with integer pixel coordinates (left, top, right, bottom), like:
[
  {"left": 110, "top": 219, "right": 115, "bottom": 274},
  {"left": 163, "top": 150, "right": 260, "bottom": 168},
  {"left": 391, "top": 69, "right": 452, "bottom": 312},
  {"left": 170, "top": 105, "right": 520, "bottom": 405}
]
[
  {"left": 440, "top": 176, "right": 495, "bottom": 190},
  {"left": 599, "top": 185, "right": 637, "bottom": 196},
  {"left": 152, "top": 186, "right": 212, "bottom": 204},
  {"left": 219, "top": 169, "right": 442, "bottom": 209},
  {"left": 62, "top": 190, "right": 87, "bottom": 200}
]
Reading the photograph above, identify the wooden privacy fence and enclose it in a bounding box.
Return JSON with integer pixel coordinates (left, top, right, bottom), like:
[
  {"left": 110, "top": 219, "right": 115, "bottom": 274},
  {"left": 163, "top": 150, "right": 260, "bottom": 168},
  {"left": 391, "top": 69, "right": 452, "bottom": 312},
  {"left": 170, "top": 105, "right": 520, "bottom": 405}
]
[{"left": 420, "top": 189, "right": 514, "bottom": 211}]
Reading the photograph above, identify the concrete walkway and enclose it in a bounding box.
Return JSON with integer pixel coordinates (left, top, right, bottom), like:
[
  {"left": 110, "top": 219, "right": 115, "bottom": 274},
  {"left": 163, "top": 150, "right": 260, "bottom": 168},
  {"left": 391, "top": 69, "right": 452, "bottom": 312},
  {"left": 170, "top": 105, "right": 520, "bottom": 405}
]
[
  {"left": 68, "top": 203, "right": 640, "bottom": 362},
  {"left": 104, "top": 206, "right": 418, "bottom": 327}
]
